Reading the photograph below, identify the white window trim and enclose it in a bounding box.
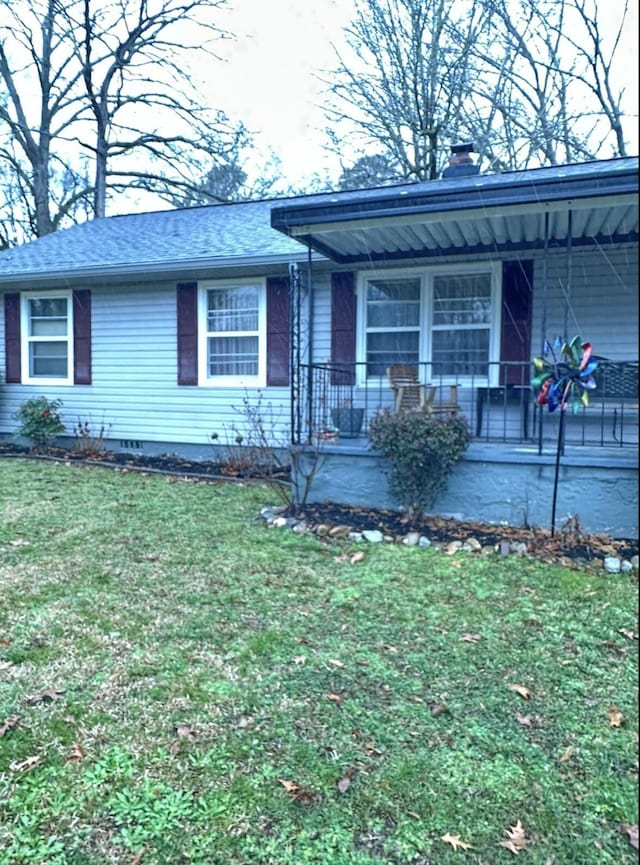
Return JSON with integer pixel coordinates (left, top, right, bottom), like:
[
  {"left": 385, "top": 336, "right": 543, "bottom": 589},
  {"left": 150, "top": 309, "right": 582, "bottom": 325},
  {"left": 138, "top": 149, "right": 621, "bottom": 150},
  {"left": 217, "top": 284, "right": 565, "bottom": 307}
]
[
  {"left": 20, "top": 290, "right": 73, "bottom": 386},
  {"left": 197, "top": 278, "right": 267, "bottom": 387},
  {"left": 357, "top": 262, "right": 501, "bottom": 387}
]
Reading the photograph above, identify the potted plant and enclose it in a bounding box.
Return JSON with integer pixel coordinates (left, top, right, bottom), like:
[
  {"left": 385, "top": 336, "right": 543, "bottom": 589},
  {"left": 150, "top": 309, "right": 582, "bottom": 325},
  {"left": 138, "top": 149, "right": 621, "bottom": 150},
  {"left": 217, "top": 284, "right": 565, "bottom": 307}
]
[{"left": 331, "top": 399, "right": 364, "bottom": 438}]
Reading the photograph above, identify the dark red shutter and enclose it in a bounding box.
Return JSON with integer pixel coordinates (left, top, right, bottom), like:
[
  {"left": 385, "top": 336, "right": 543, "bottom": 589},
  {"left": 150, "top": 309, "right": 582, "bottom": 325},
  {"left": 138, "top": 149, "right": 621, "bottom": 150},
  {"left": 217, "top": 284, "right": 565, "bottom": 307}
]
[
  {"left": 500, "top": 260, "right": 533, "bottom": 386},
  {"left": 177, "top": 282, "right": 198, "bottom": 385},
  {"left": 266, "top": 276, "right": 290, "bottom": 386},
  {"left": 331, "top": 271, "right": 356, "bottom": 385},
  {"left": 4, "top": 292, "right": 21, "bottom": 383},
  {"left": 72, "top": 289, "right": 92, "bottom": 384}
]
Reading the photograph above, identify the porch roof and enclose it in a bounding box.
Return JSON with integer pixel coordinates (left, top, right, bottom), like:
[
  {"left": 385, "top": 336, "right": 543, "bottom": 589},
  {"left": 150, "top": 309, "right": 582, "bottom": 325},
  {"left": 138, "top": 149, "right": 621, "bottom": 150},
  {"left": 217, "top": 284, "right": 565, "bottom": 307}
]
[{"left": 270, "top": 157, "right": 639, "bottom": 264}]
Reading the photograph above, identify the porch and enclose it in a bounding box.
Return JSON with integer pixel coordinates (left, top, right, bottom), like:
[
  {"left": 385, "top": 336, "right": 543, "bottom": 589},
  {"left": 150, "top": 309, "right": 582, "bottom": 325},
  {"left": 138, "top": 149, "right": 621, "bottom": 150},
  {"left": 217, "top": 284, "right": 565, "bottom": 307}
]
[{"left": 294, "top": 359, "right": 639, "bottom": 451}]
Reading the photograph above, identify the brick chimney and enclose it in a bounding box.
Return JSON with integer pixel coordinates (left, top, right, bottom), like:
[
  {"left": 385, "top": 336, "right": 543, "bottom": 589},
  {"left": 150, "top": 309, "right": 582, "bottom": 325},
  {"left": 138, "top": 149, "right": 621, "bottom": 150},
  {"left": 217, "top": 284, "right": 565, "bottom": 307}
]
[{"left": 442, "top": 142, "right": 480, "bottom": 178}]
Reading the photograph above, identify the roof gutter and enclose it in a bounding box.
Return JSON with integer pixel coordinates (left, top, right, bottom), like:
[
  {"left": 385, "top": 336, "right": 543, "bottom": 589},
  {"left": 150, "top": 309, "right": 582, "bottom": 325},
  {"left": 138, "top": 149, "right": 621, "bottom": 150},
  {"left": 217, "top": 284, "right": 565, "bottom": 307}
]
[{"left": 271, "top": 164, "right": 639, "bottom": 234}]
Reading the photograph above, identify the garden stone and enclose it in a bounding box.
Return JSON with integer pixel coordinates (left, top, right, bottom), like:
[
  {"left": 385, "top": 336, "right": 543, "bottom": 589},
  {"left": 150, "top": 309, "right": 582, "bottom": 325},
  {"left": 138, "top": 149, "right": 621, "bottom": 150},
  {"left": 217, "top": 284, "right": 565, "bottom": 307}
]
[
  {"left": 349, "top": 532, "right": 364, "bottom": 541},
  {"left": 292, "top": 521, "right": 308, "bottom": 533},
  {"left": 418, "top": 536, "right": 432, "bottom": 548},
  {"left": 272, "top": 516, "right": 289, "bottom": 528},
  {"left": 329, "top": 525, "right": 351, "bottom": 539},
  {"left": 603, "top": 556, "right": 621, "bottom": 574},
  {"left": 315, "top": 524, "right": 330, "bottom": 536},
  {"left": 510, "top": 541, "right": 528, "bottom": 556},
  {"left": 466, "top": 537, "right": 482, "bottom": 551},
  {"left": 630, "top": 555, "right": 639, "bottom": 571},
  {"left": 445, "top": 540, "right": 462, "bottom": 555},
  {"left": 403, "top": 532, "right": 421, "bottom": 546},
  {"left": 363, "top": 529, "right": 384, "bottom": 543},
  {"left": 620, "top": 560, "right": 633, "bottom": 573}
]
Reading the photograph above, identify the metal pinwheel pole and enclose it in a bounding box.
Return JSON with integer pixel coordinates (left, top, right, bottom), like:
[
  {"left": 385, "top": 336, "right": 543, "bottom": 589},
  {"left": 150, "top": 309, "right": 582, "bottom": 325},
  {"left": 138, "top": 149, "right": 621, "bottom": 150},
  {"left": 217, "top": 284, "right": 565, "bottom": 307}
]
[{"left": 531, "top": 337, "right": 598, "bottom": 537}]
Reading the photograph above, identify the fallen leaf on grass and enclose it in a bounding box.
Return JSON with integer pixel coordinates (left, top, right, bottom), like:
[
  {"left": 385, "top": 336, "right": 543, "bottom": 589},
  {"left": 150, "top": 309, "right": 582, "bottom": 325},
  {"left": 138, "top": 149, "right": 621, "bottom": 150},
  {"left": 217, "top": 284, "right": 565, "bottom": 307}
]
[
  {"left": 0, "top": 715, "right": 19, "bottom": 737},
  {"left": 65, "top": 742, "right": 84, "bottom": 763},
  {"left": 608, "top": 705, "right": 624, "bottom": 727},
  {"left": 278, "top": 778, "right": 317, "bottom": 804},
  {"left": 174, "top": 723, "right": 195, "bottom": 740},
  {"left": 129, "top": 850, "right": 146, "bottom": 865},
  {"left": 499, "top": 820, "right": 531, "bottom": 854},
  {"left": 292, "top": 655, "right": 307, "bottom": 665},
  {"left": 514, "top": 712, "right": 537, "bottom": 727},
  {"left": 326, "top": 693, "right": 344, "bottom": 704},
  {"left": 618, "top": 628, "right": 637, "bottom": 641},
  {"left": 558, "top": 745, "right": 575, "bottom": 763},
  {"left": 350, "top": 551, "right": 366, "bottom": 564},
  {"left": 24, "top": 688, "right": 65, "bottom": 706},
  {"left": 459, "top": 633, "right": 482, "bottom": 643},
  {"left": 429, "top": 702, "right": 448, "bottom": 717},
  {"left": 360, "top": 741, "right": 383, "bottom": 757},
  {"left": 328, "top": 658, "right": 345, "bottom": 668},
  {"left": 508, "top": 684, "right": 531, "bottom": 700},
  {"left": 9, "top": 538, "right": 30, "bottom": 547},
  {"left": 441, "top": 832, "right": 473, "bottom": 850},
  {"left": 618, "top": 823, "right": 639, "bottom": 849},
  {"left": 10, "top": 755, "right": 42, "bottom": 773},
  {"left": 336, "top": 767, "right": 357, "bottom": 794}
]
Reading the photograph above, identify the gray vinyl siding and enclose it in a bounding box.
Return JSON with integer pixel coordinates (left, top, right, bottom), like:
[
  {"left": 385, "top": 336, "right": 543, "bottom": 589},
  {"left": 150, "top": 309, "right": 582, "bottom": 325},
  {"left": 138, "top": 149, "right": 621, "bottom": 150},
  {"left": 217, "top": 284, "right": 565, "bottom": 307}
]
[
  {"left": 531, "top": 243, "right": 638, "bottom": 360},
  {"left": 0, "top": 281, "right": 291, "bottom": 446},
  {"left": 308, "top": 243, "right": 638, "bottom": 367},
  {"left": 310, "top": 270, "right": 332, "bottom": 364}
]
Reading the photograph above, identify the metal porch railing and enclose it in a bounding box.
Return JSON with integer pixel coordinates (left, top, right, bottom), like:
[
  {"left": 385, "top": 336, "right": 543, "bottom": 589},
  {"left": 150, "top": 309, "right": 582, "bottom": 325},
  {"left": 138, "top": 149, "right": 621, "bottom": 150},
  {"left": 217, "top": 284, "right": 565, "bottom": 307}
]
[{"left": 294, "top": 360, "right": 638, "bottom": 451}]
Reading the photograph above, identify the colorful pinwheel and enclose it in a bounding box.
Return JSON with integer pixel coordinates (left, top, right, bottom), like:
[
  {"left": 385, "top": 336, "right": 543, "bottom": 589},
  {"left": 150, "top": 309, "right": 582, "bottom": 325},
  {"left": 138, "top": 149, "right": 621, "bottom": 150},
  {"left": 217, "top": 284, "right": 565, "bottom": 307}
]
[{"left": 531, "top": 336, "right": 598, "bottom": 414}]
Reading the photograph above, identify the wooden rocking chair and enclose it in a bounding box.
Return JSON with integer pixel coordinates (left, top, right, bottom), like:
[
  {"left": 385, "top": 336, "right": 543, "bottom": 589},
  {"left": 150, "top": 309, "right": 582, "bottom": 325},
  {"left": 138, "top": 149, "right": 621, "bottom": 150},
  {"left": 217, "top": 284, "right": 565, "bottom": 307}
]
[{"left": 386, "top": 365, "right": 460, "bottom": 415}]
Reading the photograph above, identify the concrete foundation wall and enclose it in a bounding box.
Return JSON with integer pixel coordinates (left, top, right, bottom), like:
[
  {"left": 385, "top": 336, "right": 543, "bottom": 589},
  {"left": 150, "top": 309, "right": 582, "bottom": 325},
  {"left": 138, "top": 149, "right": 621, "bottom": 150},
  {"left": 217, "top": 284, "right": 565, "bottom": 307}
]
[{"left": 299, "top": 443, "right": 638, "bottom": 539}]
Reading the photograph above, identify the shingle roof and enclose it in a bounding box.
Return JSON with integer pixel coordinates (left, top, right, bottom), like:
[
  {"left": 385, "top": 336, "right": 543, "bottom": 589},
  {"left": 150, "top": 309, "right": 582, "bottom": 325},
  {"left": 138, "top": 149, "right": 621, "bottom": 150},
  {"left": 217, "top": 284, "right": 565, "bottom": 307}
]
[{"left": 0, "top": 197, "right": 310, "bottom": 286}]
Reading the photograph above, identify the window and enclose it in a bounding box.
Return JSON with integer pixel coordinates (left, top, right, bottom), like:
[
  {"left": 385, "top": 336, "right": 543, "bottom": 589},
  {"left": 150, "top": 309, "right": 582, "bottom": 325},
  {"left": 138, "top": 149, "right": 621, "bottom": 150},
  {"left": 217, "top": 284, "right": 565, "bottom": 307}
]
[
  {"left": 431, "top": 272, "right": 493, "bottom": 377},
  {"left": 358, "top": 264, "right": 499, "bottom": 383},
  {"left": 21, "top": 292, "right": 73, "bottom": 384},
  {"left": 364, "top": 277, "right": 422, "bottom": 376},
  {"left": 199, "top": 280, "right": 266, "bottom": 385}
]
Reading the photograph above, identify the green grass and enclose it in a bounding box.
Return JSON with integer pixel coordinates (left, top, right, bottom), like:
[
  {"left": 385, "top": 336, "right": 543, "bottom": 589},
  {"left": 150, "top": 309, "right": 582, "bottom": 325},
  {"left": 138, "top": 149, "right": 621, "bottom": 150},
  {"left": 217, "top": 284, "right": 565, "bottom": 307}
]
[{"left": 0, "top": 458, "right": 637, "bottom": 865}]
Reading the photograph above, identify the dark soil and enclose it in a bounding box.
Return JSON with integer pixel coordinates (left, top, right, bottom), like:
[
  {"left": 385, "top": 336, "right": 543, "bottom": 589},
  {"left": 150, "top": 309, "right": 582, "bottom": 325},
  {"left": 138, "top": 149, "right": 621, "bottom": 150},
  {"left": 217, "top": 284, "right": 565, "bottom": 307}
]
[{"left": 1, "top": 443, "right": 637, "bottom": 568}]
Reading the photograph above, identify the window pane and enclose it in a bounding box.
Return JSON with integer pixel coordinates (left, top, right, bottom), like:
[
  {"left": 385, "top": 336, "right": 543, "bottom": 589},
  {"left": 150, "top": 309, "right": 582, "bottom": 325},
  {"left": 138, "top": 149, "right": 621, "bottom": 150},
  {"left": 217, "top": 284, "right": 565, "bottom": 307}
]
[
  {"left": 367, "top": 279, "right": 420, "bottom": 327},
  {"left": 366, "top": 331, "right": 419, "bottom": 377},
  {"left": 29, "top": 297, "right": 68, "bottom": 336},
  {"left": 433, "top": 274, "right": 491, "bottom": 325},
  {"left": 209, "top": 336, "right": 258, "bottom": 376},
  {"left": 208, "top": 286, "right": 259, "bottom": 332},
  {"left": 432, "top": 329, "right": 489, "bottom": 377},
  {"left": 30, "top": 342, "right": 68, "bottom": 377}
]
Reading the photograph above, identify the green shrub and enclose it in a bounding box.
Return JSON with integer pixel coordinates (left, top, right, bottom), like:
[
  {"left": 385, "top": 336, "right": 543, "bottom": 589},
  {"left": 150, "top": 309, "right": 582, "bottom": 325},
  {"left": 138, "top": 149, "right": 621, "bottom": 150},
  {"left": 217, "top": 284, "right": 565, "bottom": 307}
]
[
  {"left": 368, "top": 409, "right": 471, "bottom": 521},
  {"left": 13, "top": 396, "right": 65, "bottom": 450}
]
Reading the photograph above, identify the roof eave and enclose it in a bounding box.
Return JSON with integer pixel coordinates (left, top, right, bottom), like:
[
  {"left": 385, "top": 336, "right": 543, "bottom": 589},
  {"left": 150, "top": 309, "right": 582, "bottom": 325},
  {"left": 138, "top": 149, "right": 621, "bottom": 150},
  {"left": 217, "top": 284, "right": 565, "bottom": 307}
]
[
  {"left": 0, "top": 249, "right": 319, "bottom": 289},
  {"left": 270, "top": 164, "right": 639, "bottom": 234}
]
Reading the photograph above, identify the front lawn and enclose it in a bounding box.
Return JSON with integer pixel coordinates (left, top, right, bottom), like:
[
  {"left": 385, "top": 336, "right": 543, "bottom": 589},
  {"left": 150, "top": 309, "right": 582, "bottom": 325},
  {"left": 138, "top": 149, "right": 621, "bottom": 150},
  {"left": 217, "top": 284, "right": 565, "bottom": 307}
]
[{"left": 0, "top": 459, "right": 637, "bottom": 864}]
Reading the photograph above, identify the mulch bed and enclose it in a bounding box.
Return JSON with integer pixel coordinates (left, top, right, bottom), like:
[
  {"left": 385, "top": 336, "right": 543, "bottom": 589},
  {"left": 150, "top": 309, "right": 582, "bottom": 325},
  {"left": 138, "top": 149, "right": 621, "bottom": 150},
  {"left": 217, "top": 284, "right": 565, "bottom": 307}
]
[{"left": 1, "top": 443, "right": 637, "bottom": 568}]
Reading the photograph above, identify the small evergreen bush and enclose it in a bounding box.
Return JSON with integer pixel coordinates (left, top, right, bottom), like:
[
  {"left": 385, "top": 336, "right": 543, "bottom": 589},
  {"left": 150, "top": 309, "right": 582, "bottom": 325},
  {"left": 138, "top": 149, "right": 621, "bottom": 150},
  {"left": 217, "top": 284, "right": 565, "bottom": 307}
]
[
  {"left": 14, "top": 396, "right": 65, "bottom": 450},
  {"left": 368, "top": 410, "right": 471, "bottom": 521}
]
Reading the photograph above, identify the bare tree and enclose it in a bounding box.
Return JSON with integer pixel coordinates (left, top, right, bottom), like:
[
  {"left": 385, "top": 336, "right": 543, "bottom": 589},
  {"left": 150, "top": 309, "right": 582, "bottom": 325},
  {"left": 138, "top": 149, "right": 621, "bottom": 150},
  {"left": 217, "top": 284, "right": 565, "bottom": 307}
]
[
  {"left": 0, "top": 0, "right": 88, "bottom": 237},
  {"left": 336, "top": 151, "right": 402, "bottom": 189},
  {"left": 325, "top": 0, "right": 489, "bottom": 180},
  {"left": 0, "top": 0, "right": 250, "bottom": 241},
  {"left": 323, "top": 0, "right": 633, "bottom": 176}
]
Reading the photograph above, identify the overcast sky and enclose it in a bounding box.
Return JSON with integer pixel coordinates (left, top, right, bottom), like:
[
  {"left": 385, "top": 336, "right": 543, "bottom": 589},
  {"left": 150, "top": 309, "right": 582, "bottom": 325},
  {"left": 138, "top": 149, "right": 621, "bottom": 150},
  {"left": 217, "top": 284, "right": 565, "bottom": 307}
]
[
  {"left": 193, "top": 0, "right": 638, "bottom": 189},
  {"left": 205, "top": 0, "right": 355, "bottom": 188}
]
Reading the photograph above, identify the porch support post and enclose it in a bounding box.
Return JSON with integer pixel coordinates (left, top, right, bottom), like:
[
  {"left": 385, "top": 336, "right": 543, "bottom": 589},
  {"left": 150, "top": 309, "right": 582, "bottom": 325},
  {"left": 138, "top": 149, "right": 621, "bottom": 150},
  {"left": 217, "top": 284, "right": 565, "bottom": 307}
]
[
  {"left": 564, "top": 210, "right": 573, "bottom": 343},
  {"left": 306, "top": 243, "right": 314, "bottom": 444},
  {"left": 539, "top": 212, "right": 550, "bottom": 455},
  {"left": 289, "top": 261, "right": 301, "bottom": 446}
]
